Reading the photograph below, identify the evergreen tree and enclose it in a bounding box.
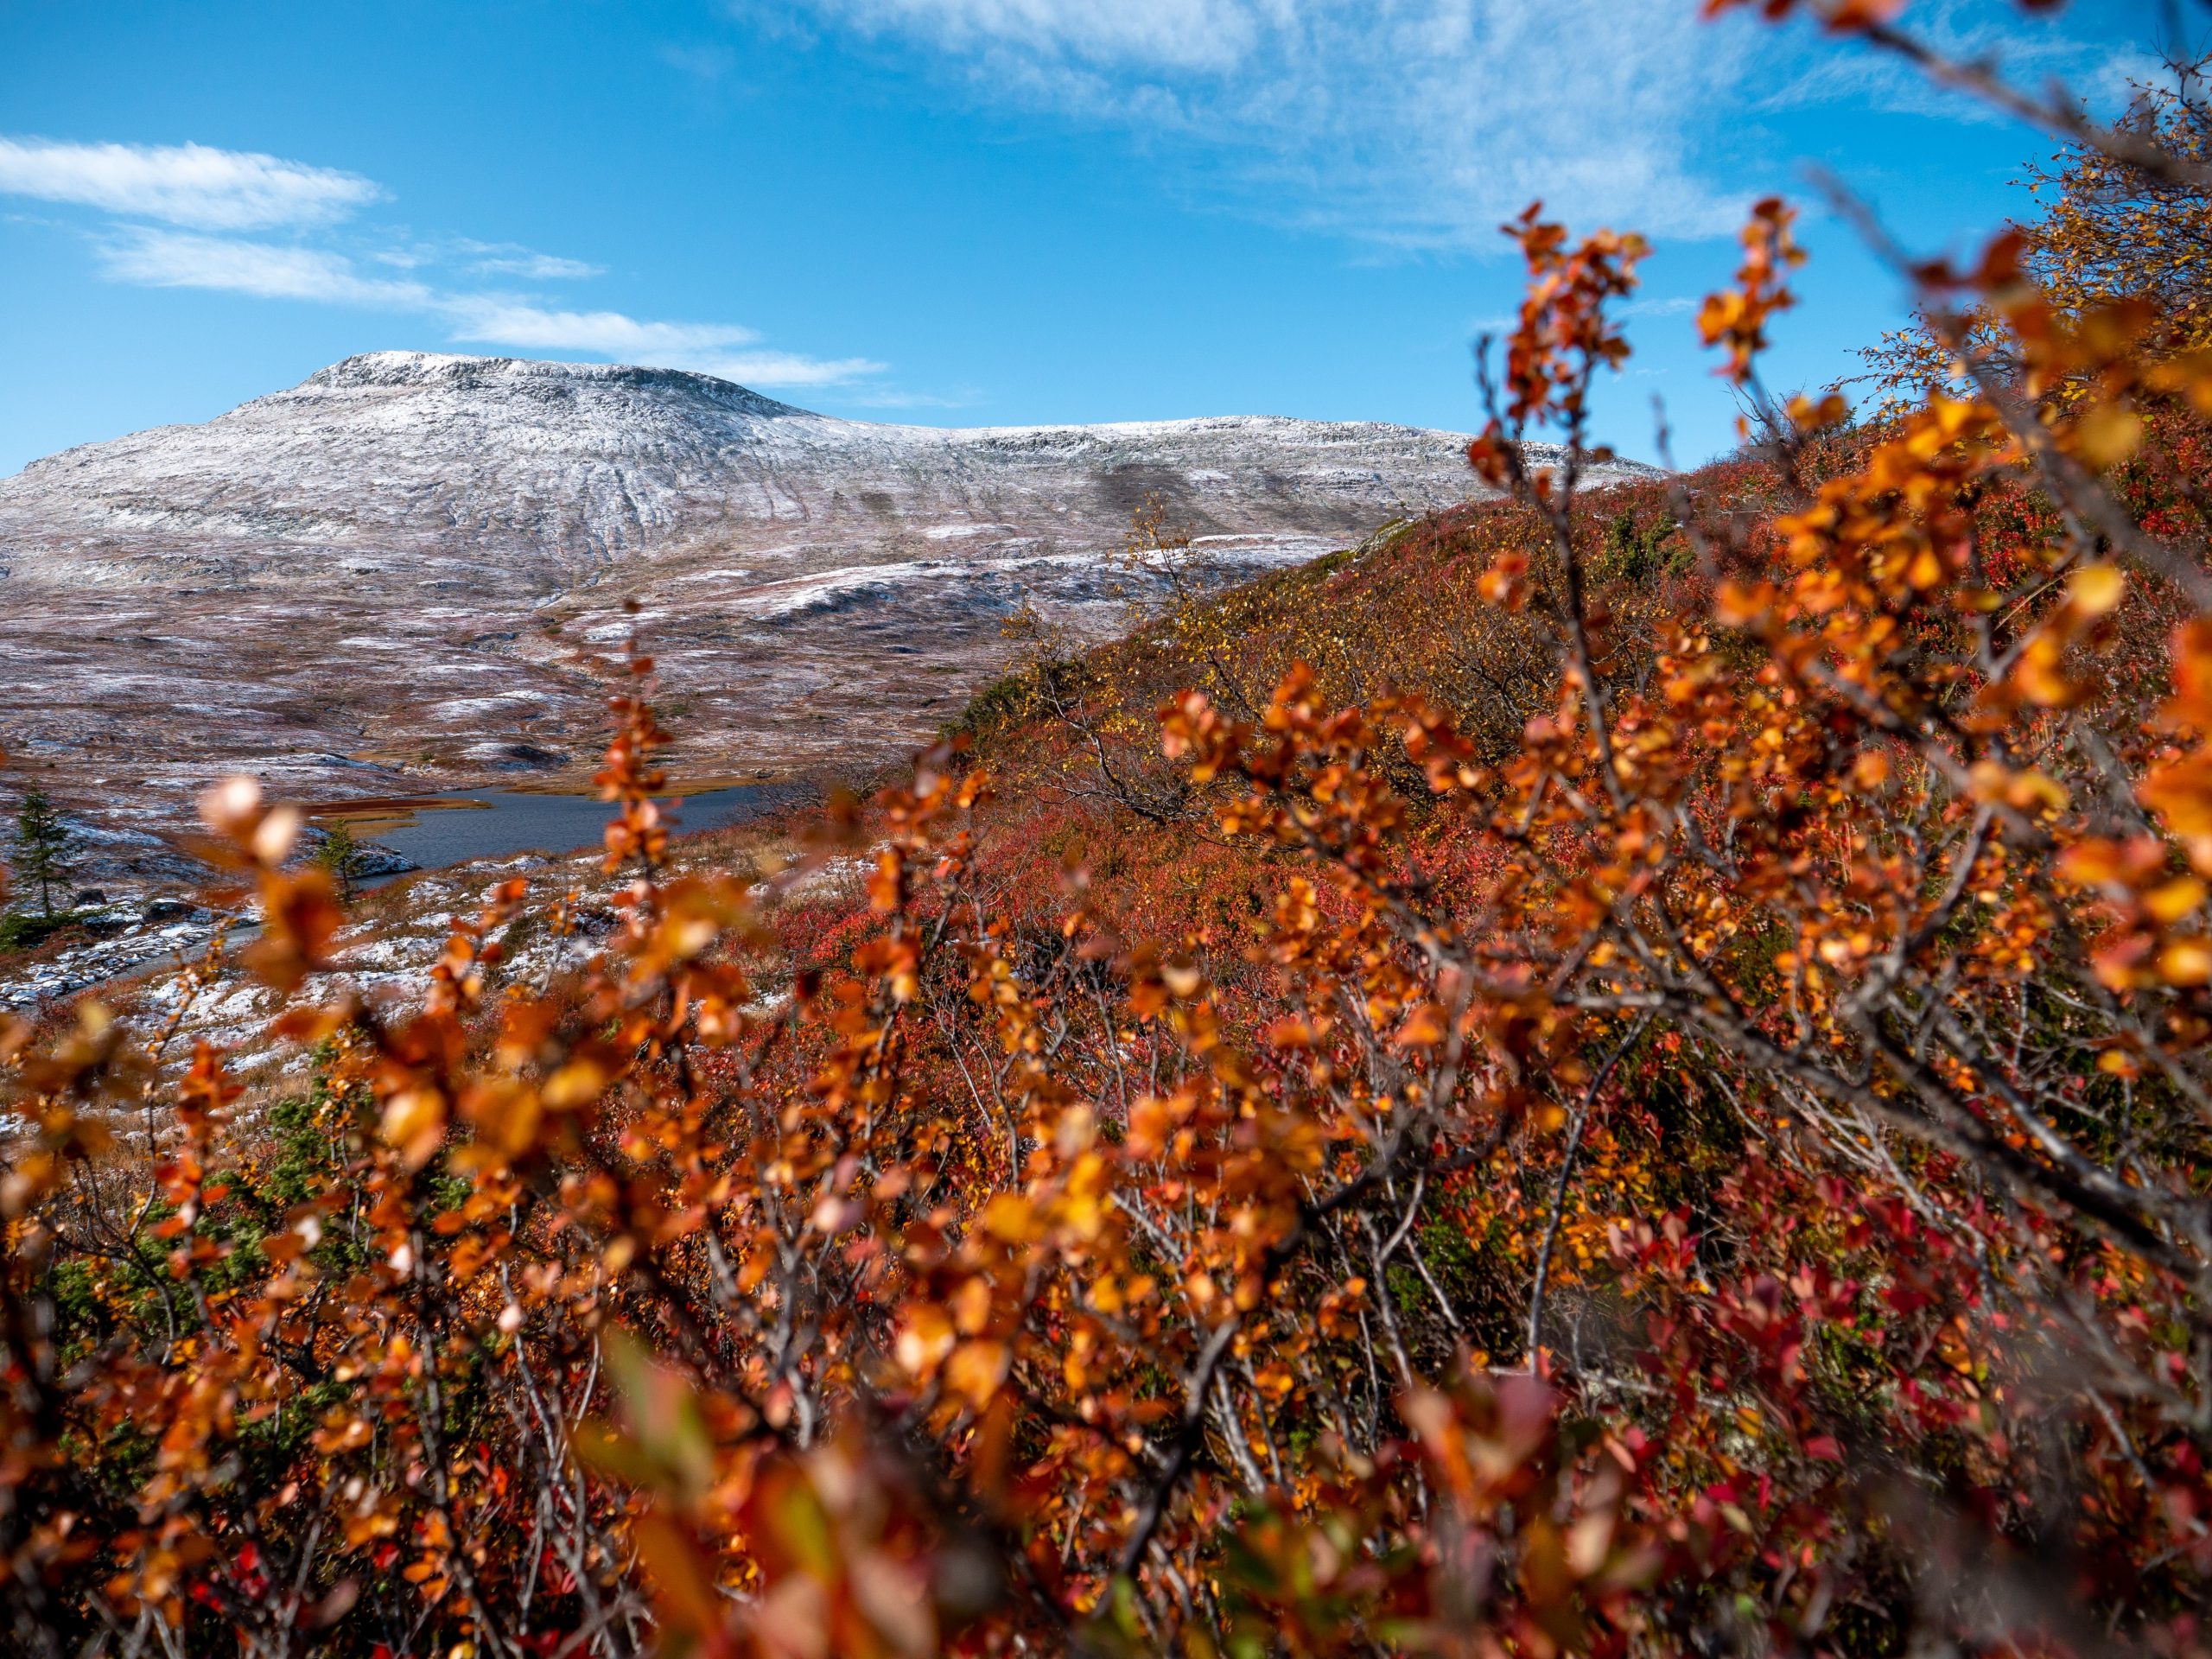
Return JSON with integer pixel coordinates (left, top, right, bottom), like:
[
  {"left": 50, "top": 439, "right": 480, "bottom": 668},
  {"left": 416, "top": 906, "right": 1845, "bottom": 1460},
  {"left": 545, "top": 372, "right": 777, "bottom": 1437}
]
[
  {"left": 13, "top": 789, "right": 71, "bottom": 918},
  {"left": 315, "top": 819, "right": 363, "bottom": 902}
]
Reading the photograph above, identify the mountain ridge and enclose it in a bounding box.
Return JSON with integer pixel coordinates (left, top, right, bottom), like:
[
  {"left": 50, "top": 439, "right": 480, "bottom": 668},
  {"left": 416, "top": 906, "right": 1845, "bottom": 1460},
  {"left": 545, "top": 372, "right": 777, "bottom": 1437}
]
[
  {"left": 0, "top": 351, "right": 1656, "bottom": 887},
  {"left": 0, "top": 350, "right": 1534, "bottom": 563}
]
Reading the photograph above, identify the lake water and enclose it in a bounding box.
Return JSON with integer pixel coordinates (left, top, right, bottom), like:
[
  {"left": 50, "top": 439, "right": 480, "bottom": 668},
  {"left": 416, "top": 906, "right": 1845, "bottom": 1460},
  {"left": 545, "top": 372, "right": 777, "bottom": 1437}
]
[{"left": 350, "top": 784, "right": 808, "bottom": 880}]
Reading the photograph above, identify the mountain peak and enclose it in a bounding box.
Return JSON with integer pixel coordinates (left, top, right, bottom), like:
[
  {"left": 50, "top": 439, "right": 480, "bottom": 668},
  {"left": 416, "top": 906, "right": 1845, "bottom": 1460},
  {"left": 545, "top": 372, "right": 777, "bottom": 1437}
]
[
  {"left": 0, "top": 353, "right": 1667, "bottom": 852},
  {"left": 296, "top": 350, "right": 815, "bottom": 418}
]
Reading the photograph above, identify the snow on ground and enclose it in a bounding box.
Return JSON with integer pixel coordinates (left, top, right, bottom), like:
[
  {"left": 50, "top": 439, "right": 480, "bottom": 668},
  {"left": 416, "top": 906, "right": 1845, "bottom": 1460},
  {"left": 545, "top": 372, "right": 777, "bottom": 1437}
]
[
  {"left": 0, "top": 827, "right": 881, "bottom": 1109},
  {"left": 0, "top": 349, "right": 1660, "bottom": 887}
]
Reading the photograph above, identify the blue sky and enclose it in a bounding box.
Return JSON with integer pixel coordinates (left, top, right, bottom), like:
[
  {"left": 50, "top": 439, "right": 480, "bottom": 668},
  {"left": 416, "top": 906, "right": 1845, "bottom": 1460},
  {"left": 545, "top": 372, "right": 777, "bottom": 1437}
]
[{"left": 0, "top": 0, "right": 2177, "bottom": 475}]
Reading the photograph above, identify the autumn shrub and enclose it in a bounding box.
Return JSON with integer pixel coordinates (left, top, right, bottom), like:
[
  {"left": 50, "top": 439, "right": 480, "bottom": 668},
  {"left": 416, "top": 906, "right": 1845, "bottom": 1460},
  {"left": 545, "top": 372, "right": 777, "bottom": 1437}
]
[
  {"left": 12, "top": 6, "right": 2212, "bottom": 1658},
  {"left": 0, "top": 911, "right": 82, "bottom": 956}
]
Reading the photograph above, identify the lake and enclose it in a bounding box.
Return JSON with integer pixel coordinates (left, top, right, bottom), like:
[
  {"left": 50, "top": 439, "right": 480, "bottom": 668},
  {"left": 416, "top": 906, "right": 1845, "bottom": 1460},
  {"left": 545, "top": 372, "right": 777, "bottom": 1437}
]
[{"left": 339, "top": 784, "right": 808, "bottom": 882}]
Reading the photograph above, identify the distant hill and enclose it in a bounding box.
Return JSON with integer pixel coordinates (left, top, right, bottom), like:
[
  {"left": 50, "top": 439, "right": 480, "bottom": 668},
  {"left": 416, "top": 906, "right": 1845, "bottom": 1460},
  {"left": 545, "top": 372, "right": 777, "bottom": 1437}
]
[{"left": 0, "top": 351, "right": 1654, "bottom": 885}]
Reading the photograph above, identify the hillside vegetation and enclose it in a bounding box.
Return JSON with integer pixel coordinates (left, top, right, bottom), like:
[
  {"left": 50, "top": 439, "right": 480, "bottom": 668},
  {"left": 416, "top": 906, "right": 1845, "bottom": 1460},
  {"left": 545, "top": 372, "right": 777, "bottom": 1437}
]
[{"left": 11, "top": 7, "right": 2212, "bottom": 1658}]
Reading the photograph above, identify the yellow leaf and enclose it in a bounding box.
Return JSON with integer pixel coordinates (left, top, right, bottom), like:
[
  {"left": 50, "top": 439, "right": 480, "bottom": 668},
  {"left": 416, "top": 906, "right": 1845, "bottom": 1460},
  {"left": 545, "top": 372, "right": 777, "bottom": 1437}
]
[
  {"left": 2145, "top": 876, "right": 2206, "bottom": 925},
  {"left": 2005, "top": 769, "right": 2069, "bottom": 814},
  {"left": 980, "top": 1193, "right": 1038, "bottom": 1244},
  {"left": 379, "top": 1089, "right": 446, "bottom": 1170},
  {"left": 2068, "top": 562, "right": 2126, "bottom": 619},
  {"left": 945, "top": 1338, "right": 1011, "bottom": 1408},
  {"left": 2159, "top": 938, "right": 2212, "bottom": 986},
  {"left": 951, "top": 1274, "right": 993, "bottom": 1337},
  {"left": 2074, "top": 404, "right": 2143, "bottom": 467},
  {"left": 542, "top": 1058, "right": 610, "bottom": 1109},
  {"left": 896, "top": 1304, "right": 954, "bottom": 1375}
]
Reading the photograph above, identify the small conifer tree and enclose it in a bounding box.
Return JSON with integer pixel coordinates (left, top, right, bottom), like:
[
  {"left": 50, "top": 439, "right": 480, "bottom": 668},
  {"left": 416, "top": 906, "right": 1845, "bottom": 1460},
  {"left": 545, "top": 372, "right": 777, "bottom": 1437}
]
[
  {"left": 315, "top": 819, "right": 362, "bottom": 901},
  {"left": 12, "top": 789, "right": 71, "bottom": 918}
]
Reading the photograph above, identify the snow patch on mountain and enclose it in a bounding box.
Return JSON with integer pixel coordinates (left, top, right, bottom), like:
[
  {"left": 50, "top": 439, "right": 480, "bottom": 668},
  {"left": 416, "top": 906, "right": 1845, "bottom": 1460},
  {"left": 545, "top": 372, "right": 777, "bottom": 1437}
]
[{"left": 0, "top": 351, "right": 1660, "bottom": 881}]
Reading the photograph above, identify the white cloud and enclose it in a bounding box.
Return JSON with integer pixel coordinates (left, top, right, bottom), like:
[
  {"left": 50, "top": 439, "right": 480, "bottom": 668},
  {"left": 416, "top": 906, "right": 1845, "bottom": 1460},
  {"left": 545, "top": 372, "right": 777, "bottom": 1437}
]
[
  {"left": 2084, "top": 45, "right": 2180, "bottom": 118},
  {"left": 99, "top": 228, "right": 430, "bottom": 307},
  {"left": 818, "top": 0, "right": 1262, "bottom": 70},
  {"left": 0, "top": 137, "right": 380, "bottom": 230},
  {"left": 783, "top": 0, "right": 1761, "bottom": 242},
  {"left": 473, "top": 251, "right": 605, "bottom": 279},
  {"left": 452, "top": 238, "right": 605, "bottom": 279},
  {"left": 1761, "top": 5, "right": 2158, "bottom": 128},
  {"left": 441, "top": 299, "right": 763, "bottom": 357},
  {"left": 442, "top": 300, "right": 883, "bottom": 385},
  {"left": 685, "top": 350, "right": 892, "bottom": 386},
  {"left": 32, "top": 132, "right": 891, "bottom": 393},
  {"left": 91, "top": 232, "right": 886, "bottom": 390},
  {"left": 775, "top": 0, "right": 2141, "bottom": 247}
]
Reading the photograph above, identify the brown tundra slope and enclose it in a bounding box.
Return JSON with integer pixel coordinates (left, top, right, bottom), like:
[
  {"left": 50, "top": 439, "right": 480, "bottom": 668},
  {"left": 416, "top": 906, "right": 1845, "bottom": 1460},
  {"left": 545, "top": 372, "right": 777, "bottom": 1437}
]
[{"left": 0, "top": 350, "right": 1650, "bottom": 881}]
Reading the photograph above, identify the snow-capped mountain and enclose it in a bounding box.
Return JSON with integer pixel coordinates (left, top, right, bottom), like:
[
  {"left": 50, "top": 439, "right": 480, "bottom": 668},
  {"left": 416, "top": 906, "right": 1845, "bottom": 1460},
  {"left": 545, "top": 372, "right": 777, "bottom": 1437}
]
[
  {"left": 0, "top": 351, "right": 1652, "bottom": 868},
  {"left": 5, "top": 352, "right": 1506, "bottom": 569}
]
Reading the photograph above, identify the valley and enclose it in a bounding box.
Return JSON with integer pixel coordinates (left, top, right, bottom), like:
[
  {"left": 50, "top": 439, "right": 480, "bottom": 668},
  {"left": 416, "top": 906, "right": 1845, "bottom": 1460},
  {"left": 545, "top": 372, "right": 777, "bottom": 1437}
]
[{"left": 0, "top": 351, "right": 1649, "bottom": 895}]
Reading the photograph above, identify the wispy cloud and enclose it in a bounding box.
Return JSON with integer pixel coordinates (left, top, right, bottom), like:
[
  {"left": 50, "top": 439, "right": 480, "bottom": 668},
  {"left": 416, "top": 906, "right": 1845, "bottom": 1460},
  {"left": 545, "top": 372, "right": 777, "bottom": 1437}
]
[
  {"left": 817, "top": 0, "right": 1262, "bottom": 71},
  {"left": 472, "top": 252, "right": 604, "bottom": 279},
  {"left": 86, "top": 226, "right": 883, "bottom": 388},
  {"left": 100, "top": 226, "right": 431, "bottom": 307},
  {"left": 686, "top": 349, "right": 893, "bottom": 385},
  {"left": 439, "top": 299, "right": 760, "bottom": 359},
  {"left": 1, "top": 135, "right": 887, "bottom": 392},
  {"left": 454, "top": 238, "right": 605, "bottom": 280},
  {"left": 1760, "top": 3, "right": 2159, "bottom": 127},
  {"left": 768, "top": 0, "right": 2136, "bottom": 248},
  {"left": 435, "top": 301, "right": 885, "bottom": 385},
  {"left": 776, "top": 0, "right": 1764, "bottom": 243},
  {"left": 0, "top": 137, "right": 379, "bottom": 230}
]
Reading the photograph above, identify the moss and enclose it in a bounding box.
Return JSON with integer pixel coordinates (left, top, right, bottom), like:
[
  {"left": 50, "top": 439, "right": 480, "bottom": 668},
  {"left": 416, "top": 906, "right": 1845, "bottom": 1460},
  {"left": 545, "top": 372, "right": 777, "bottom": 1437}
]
[
  {"left": 1596, "top": 509, "right": 1682, "bottom": 587},
  {"left": 46, "top": 1259, "right": 103, "bottom": 1366},
  {"left": 0, "top": 907, "right": 89, "bottom": 954}
]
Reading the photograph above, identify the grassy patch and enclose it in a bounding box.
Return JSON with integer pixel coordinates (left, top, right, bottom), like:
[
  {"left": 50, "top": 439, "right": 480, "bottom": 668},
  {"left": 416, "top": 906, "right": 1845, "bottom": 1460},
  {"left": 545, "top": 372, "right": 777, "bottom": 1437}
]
[{"left": 0, "top": 908, "right": 91, "bottom": 955}]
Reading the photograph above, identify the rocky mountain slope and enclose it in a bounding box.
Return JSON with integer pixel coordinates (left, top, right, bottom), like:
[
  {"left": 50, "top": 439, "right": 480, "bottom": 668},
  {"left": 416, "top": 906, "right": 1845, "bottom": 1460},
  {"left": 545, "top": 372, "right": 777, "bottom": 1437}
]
[{"left": 0, "top": 351, "right": 1652, "bottom": 884}]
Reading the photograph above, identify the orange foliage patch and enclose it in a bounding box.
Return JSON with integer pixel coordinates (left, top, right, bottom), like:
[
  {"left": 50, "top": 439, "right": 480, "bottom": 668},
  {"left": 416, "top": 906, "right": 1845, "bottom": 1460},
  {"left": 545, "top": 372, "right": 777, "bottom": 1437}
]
[{"left": 10, "top": 10, "right": 2212, "bottom": 1658}]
